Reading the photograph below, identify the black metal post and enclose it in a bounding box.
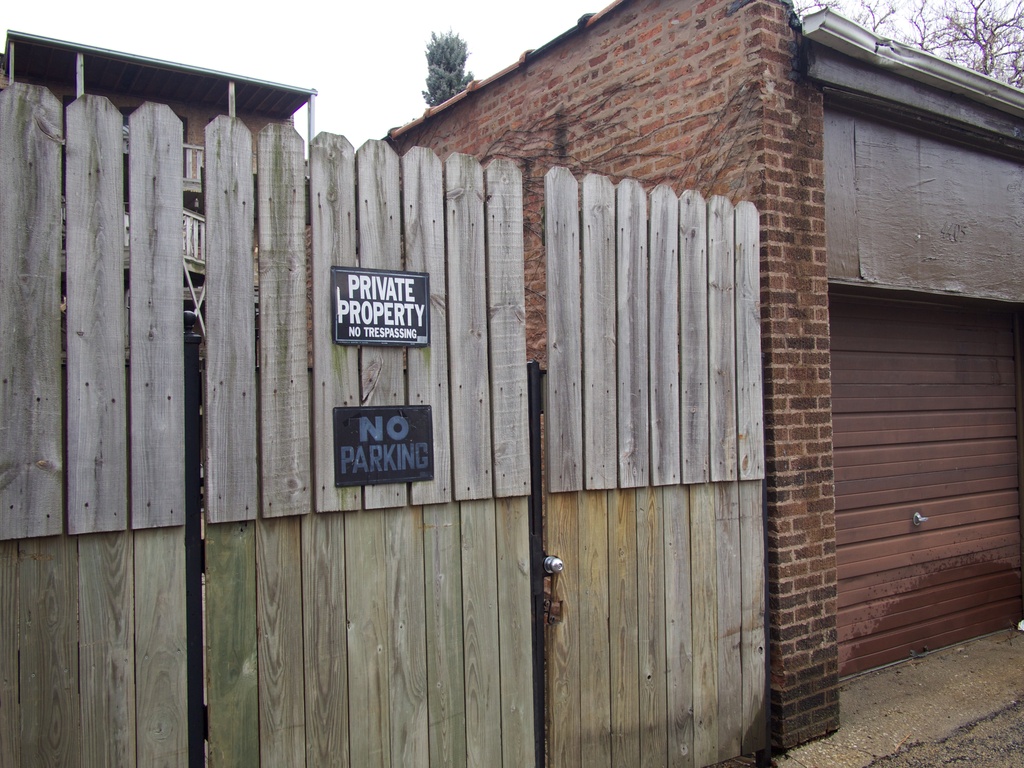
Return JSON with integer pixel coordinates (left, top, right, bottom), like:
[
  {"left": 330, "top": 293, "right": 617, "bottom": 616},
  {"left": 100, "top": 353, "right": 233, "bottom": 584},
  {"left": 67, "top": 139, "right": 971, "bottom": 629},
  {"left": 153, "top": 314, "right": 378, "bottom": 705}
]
[
  {"left": 527, "top": 360, "right": 547, "bottom": 768},
  {"left": 183, "top": 311, "right": 205, "bottom": 766}
]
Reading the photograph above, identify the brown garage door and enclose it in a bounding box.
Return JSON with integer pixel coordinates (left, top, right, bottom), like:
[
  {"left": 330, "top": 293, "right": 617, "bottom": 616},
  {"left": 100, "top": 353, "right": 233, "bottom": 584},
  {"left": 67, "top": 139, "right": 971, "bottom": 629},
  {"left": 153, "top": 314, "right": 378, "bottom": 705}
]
[{"left": 831, "top": 297, "right": 1023, "bottom": 676}]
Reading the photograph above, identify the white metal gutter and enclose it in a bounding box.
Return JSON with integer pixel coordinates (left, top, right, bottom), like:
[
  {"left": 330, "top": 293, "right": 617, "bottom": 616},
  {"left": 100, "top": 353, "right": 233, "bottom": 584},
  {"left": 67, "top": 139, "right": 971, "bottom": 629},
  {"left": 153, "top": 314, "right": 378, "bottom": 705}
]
[{"left": 802, "top": 9, "right": 1024, "bottom": 121}]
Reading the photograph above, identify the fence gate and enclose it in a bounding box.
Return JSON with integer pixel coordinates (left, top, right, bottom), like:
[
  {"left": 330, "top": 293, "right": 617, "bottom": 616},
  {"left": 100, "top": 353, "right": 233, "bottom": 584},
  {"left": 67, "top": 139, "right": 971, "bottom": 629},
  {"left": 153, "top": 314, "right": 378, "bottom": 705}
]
[
  {"left": 539, "top": 169, "right": 768, "bottom": 767},
  {"left": 0, "top": 82, "right": 765, "bottom": 768}
]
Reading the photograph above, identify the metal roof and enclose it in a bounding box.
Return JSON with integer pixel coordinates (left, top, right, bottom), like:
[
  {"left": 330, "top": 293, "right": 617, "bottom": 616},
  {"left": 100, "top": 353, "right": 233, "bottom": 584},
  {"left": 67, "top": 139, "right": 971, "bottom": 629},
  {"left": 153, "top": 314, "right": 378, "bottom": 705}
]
[
  {"left": 4, "top": 30, "right": 316, "bottom": 119},
  {"left": 802, "top": 10, "right": 1024, "bottom": 121}
]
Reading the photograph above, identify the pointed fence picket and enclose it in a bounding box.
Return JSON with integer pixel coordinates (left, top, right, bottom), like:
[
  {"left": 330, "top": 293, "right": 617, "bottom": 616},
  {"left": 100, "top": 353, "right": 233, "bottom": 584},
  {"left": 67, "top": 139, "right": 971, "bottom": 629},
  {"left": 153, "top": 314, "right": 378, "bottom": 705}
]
[
  {"left": 0, "top": 83, "right": 64, "bottom": 541},
  {"left": 65, "top": 95, "right": 127, "bottom": 535},
  {"left": 204, "top": 115, "right": 258, "bottom": 524},
  {"left": 0, "top": 81, "right": 767, "bottom": 768}
]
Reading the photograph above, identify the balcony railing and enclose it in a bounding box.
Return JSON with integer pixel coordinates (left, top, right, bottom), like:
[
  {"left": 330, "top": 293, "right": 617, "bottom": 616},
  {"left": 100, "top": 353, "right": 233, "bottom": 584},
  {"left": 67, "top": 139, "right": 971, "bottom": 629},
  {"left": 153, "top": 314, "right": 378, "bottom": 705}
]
[
  {"left": 117, "top": 209, "right": 205, "bottom": 270},
  {"left": 184, "top": 144, "right": 204, "bottom": 186},
  {"left": 183, "top": 209, "right": 204, "bottom": 266}
]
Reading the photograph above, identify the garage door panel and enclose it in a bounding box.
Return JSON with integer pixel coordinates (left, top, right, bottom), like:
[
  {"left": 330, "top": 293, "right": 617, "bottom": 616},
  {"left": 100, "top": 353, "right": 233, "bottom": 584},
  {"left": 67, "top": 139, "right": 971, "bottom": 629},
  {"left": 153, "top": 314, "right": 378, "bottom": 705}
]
[
  {"left": 831, "top": 309, "right": 1013, "bottom": 351},
  {"left": 838, "top": 571, "right": 1021, "bottom": 639},
  {"left": 836, "top": 460, "right": 1017, "bottom": 498},
  {"left": 835, "top": 467, "right": 1018, "bottom": 512},
  {"left": 835, "top": 440, "right": 1018, "bottom": 480},
  {"left": 837, "top": 495, "right": 1020, "bottom": 546},
  {"left": 829, "top": 299, "right": 1012, "bottom": 332},
  {"left": 838, "top": 547, "right": 1021, "bottom": 608},
  {"left": 833, "top": 389, "right": 1016, "bottom": 415},
  {"left": 835, "top": 325, "right": 1011, "bottom": 360},
  {"left": 839, "top": 605, "right": 1020, "bottom": 675},
  {"left": 833, "top": 410, "right": 1017, "bottom": 449},
  {"left": 833, "top": 352, "right": 1013, "bottom": 381},
  {"left": 838, "top": 520, "right": 1019, "bottom": 578}
]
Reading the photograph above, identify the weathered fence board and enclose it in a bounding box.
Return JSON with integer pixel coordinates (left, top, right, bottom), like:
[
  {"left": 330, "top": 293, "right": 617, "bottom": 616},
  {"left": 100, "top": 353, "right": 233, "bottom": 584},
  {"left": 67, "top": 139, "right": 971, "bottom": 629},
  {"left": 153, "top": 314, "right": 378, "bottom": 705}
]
[
  {"left": 663, "top": 484, "right": 695, "bottom": 768},
  {"left": 65, "top": 95, "right": 128, "bottom": 534},
  {"left": 637, "top": 487, "right": 668, "bottom": 767},
  {"left": 609, "top": 489, "right": 641, "bottom": 764},
  {"left": 715, "top": 482, "right": 743, "bottom": 761},
  {"left": 258, "top": 125, "right": 311, "bottom": 519},
  {"left": 689, "top": 482, "right": 719, "bottom": 767},
  {"left": 133, "top": 527, "right": 187, "bottom": 765},
  {"left": 255, "top": 517, "right": 306, "bottom": 764},
  {"left": 19, "top": 536, "right": 79, "bottom": 764},
  {"left": 650, "top": 186, "right": 682, "bottom": 487},
  {"left": 740, "top": 480, "right": 767, "bottom": 754},
  {"left": 311, "top": 133, "right": 361, "bottom": 513},
  {"left": 205, "top": 521, "right": 259, "bottom": 768},
  {"left": 617, "top": 181, "right": 650, "bottom": 489},
  {"left": 301, "top": 513, "right": 350, "bottom": 765},
  {"left": 546, "top": 491, "right": 581, "bottom": 766},
  {"left": 0, "top": 84, "right": 64, "bottom": 540},
  {"left": 0, "top": 541, "right": 18, "bottom": 766},
  {"left": 486, "top": 161, "right": 531, "bottom": 498},
  {"left": 681, "top": 191, "right": 710, "bottom": 485},
  {"left": 78, "top": 533, "right": 136, "bottom": 766},
  {"left": 204, "top": 116, "right": 258, "bottom": 523},
  {"left": 345, "top": 511, "right": 391, "bottom": 768},
  {"left": 736, "top": 202, "right": 765, "bottom": 481},
  {"left": 447, "top": 154, "right": 494, "bottom": 500},
  {"left": 129, "top": 103, "right": 184, "bottom": 529},
  {"left": 404, "top": 148, "right": 453, "bottom": 507},
  {"left": 545, "top": 168, "right": 584, "bottom": 492},
  {"left": 461, "top": 498, "right": 503, "bottom": 766},
  {"left": 708, "top": 196, "right": 738, "bottom": 483},
  {"left": 578, "top": 491, "right": 612, "bottom": 766},
  {"left": 495, "top": 496, "right": 536, "bottom": 766},
  {"left": 422, "top": 502, "right": 467, "bottom": 767},
  {"left": 386, "top": 506, "right": 429, "bottom": 767},
  {"left": 358, "top": 140, "right": 406, "bottom": 511},
  {"left": 582, "top": 175, "right": 618, "bottom": 490}
]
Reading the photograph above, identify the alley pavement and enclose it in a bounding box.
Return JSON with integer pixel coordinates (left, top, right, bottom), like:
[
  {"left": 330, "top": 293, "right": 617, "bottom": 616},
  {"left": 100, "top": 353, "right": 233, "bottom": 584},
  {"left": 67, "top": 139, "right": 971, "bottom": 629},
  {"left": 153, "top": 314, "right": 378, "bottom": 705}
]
[{"left": 771, "top": 629, "right": 1024, "bottom": 768}]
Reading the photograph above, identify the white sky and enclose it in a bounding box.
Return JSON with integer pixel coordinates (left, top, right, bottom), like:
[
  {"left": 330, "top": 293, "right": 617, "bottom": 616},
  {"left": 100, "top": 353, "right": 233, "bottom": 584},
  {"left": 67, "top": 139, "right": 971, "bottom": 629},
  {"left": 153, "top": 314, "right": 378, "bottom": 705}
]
[{"left": 4, "top": 0, "right": 598, "bottom": 149}]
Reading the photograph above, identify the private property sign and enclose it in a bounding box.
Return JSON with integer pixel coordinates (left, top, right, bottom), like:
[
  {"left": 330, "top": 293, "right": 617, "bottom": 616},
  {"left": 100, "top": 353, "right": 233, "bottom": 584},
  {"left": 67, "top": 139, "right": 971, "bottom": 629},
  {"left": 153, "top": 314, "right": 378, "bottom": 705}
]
[
  {"left": 332, "top": 266, "right": 429, "bottom": 346},
  {"left": 333, "top": 406, "right": 434, "bottom": 486}
]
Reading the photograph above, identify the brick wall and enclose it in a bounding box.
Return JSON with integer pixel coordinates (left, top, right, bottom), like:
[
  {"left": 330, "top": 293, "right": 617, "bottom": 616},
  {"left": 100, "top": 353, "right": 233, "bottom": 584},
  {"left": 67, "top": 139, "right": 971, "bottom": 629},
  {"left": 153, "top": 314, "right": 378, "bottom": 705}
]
[{"left": 391, "top": 0, "right": 839, "bottom": 748}]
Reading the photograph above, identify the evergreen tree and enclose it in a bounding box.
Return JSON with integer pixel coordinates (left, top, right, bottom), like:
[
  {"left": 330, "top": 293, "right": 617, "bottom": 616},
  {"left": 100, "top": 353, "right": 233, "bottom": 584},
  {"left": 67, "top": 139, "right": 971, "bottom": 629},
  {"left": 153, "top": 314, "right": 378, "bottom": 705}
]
[{"left": 423, "top": 31, "right": 474, "bottom": 107}]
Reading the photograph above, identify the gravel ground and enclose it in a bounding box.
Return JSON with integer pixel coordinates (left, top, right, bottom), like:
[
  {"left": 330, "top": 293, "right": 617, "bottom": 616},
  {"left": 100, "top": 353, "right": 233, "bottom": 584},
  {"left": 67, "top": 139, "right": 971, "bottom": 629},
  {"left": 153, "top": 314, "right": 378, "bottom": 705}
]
[
  {"left": 711, "top": 630, "right": 1024, "bottom": 768},
  {"left": 866, "top": 699, "right": 1024, "bottom": 768}
]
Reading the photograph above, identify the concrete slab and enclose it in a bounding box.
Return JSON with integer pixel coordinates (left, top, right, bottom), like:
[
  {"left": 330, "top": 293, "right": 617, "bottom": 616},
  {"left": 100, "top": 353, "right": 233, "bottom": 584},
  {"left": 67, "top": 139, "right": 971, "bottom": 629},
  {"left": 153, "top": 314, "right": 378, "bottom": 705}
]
[{"left": 772, "top": 629, "right": 1024, "bottom": 768}]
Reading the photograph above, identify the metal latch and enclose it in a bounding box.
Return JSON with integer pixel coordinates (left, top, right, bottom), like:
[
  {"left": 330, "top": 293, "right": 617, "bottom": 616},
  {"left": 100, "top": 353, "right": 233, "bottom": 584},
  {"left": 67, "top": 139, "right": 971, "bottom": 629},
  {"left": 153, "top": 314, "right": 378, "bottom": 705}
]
[{"left": 543, "top": 555, "right": 565, "bottom": 625}]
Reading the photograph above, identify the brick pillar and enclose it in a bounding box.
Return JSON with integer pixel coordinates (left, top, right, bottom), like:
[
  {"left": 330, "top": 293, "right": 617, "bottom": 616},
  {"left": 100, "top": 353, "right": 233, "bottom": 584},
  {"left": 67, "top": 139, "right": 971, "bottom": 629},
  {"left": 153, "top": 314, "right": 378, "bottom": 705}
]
[{"left": 755, "top": 10, "right": 840, "bottom": 746}]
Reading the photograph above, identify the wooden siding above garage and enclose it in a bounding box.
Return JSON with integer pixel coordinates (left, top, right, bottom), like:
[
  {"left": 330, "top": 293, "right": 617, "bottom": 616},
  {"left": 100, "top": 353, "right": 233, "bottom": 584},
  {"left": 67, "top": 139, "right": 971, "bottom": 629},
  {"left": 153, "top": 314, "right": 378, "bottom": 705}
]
[
  {"left": 831, "top": 296, "right": 1023, "bottom": 676},
  {"left": 824, "top": 110, "right": 1024, "bottom": 301}
]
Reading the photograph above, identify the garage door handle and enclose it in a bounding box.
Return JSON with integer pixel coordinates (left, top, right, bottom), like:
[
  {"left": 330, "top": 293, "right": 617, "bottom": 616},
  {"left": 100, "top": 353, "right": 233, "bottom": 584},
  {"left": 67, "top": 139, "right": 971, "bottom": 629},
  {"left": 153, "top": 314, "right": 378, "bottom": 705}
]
[{"left": 913, "top": 512, "right": 929, "bottom": 526}]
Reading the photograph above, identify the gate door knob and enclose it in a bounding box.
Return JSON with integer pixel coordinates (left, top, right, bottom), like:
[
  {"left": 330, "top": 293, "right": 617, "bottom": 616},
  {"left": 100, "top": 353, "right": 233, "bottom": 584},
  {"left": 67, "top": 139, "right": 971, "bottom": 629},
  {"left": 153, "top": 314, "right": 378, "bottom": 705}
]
[
  {"left": 543, "top": 556, "right": 565, "bottom": 574},
  {"left": 913, "top": 512, "right": 929, "bottom": 526}
]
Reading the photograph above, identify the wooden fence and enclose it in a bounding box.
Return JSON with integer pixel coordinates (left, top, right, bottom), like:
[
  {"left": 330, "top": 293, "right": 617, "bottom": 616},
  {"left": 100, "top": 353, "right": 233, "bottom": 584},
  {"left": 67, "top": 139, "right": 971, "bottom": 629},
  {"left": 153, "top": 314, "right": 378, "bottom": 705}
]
[{"left": 0, "top": 81, "right": 765, "bottom": 768}]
